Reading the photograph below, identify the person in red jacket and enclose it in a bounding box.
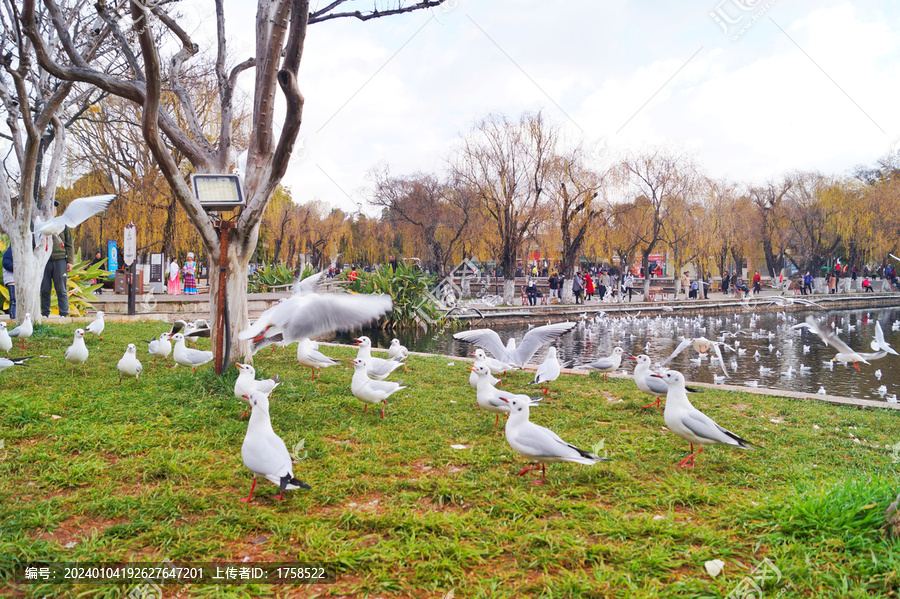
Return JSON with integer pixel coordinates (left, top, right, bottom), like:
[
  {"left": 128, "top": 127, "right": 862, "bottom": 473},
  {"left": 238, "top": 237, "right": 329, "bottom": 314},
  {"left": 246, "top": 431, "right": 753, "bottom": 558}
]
[
  {"left": 752, "top": 271, "right": 761, "bottom": 293},
  {"left": 584, "top": 272, "right": 595, "bottom": 301}
]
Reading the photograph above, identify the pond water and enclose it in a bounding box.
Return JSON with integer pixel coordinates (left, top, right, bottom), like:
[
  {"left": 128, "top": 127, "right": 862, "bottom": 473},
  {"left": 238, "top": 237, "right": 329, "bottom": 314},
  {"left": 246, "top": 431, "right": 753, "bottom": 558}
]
[{"left": 330, "top": 306, "right": 900, "bottom": 403}]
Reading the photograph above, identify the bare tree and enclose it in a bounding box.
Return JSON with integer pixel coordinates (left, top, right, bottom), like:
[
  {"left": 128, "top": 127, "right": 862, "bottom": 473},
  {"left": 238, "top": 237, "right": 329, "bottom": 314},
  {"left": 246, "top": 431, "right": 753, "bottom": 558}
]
[
  {"left": 370, "top": 169, "right": 475, "bottom": 276},
  {"left": 0, "top": 2, "right": 117, "bottom": 322},
  {"left": 748, "top": 177, "right": 792, "bottom": 279},
  {"left": 615, "top": 149, "right": 695, "bottom": 297},
  {"left": 22, "top": 0, "right": 444, "bottom": 363},
  {"left": 454, "top": 112, "right": 555, "bottom": 304}
]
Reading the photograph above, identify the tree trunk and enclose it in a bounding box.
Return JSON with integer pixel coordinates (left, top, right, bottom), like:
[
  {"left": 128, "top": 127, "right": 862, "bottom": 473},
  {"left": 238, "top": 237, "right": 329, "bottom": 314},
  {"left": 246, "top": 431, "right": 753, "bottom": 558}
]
[
  {"left": 10, "top": 227, "right": 52, "bottom": 324},
  {"left": 561, "top": 278, "right": 573, "bottom": 303},
  {"left": 208, "top": 237, "right": 253, "bottom": 363},
  {"left": 503, "top": 278, "right": 515, "bottom": 306},
  {"left": 641, "top": 250, "right": 652, "bottom": 297}
]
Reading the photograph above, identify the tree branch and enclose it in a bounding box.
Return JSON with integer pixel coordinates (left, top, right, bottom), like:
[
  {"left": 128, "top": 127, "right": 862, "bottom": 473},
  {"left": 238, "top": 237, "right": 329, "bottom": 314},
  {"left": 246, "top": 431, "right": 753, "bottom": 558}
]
[{"left": 309, "top": 0, "right": 445, "bottom": 24}]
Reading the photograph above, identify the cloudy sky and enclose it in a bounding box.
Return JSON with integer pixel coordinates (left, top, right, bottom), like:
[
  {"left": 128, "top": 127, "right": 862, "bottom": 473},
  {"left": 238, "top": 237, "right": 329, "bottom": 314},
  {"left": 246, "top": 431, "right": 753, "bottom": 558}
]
[{"left": 201, "top": 0, "right": 900, "bottom": 213}]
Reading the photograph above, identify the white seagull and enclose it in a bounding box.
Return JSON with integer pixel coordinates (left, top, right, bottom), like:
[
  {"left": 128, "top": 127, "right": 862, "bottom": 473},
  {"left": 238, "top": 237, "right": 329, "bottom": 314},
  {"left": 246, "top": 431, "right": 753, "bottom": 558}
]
[
  {"left": 350, "top": 357, "right": 407, "bottom": 418},
  {"left": 470, "top": 364, "right": 542, "bottom": 428},
  {"left": 85, "top": 311, "right": 106, "bottom": 340},
  {"left": 656, "top": 370, "right": 759, "bottom": 467},
  {"left": 388, "top": 338, "right": 410, "bottom": 368},
  {"left": 453, "top": 322, "right": 576, "bottom": 368},
  {"left": 33, "top": 194, "right": 116, "bottom": 249},
  {"left": 0, "top": 356, "right": 31, "bottom": 373},
  {"left": 239, "top": 271, "right": 392, "bottom": 353},
  {"left": 574, "top": 347, "right": 626, "bottom": 381},
  {"left": 144, "top": 332, "right": 173, "bottom": 364},
  {"left": 235, "top": 363, "right": 280, "bottom": 417},
  {"left": 630, "top": 354, "right": 700, "bottom": 409},
  {"left": 65, "top": 328, "right": 89, "bottom": 375},
  {"left": 871, "top": 321, "right": 898, "bottom": 355},
  {"left": 8, "top": 313, "right": 33, "bottom": 348},
  {"left": 172, "top": 332, "right": 214, "bottom": 373},
  {"left": 0, "top": 322, "right": 12, "bottom": 355},
  {"left": 116, "top": 344, "right": 143, "bottom": 382},
  {"left": 353, "top": 336, "right": 404, "bottom": 380},
  {"left": 660, "top": 337, "right": 731, "bottom": 377},
  {"left": 501, "top": 395, "right": 610, "bottom": 484},
  {"left": 296, "top": 337, "right": 340, "bottom": 379},
  {"left": 470, "top": 348, "right": 517, "bottom": 385},
  {"left": 240, "top": 390, "right": 311, "bottom": 502},
  {"left": 527, "top": 346, "right": 561, "bottom": 395},
  {"left": 792, "top": 316, "right": 883, "bottom": 370}
]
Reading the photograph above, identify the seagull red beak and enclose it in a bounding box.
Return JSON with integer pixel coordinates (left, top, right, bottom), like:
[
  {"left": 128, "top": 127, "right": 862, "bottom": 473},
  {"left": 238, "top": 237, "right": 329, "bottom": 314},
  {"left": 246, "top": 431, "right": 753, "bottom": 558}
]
[
  {"left": 353, "top": 338, "right": 362, "bottom": 345},
  {"left": 469, "top": 366, "right": 478, "bottom": 372},
  {"left": 242, "top": 394, "right": 250, "bottom": 400},
  {"left": 499, "top": 397, "right": 509, "bottom": 403},
  {"left": 629, "top": 356, "right": 637, "bottom": 360},
  {"left": 651, "top": 373, "right": 664, "bottom": 378}
]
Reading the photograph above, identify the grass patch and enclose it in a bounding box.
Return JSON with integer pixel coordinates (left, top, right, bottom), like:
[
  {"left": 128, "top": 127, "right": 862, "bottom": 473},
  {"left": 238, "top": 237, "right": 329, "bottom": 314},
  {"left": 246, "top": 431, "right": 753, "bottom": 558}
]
[{"left": 0, "top": 320, "right": 898, "bottom": 597}]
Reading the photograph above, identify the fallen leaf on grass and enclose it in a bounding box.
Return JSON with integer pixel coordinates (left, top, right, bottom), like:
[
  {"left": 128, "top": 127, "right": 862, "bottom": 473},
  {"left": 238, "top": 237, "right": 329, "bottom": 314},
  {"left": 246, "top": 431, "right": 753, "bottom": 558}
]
[
  {"left": 705, "top": 559, "right": 725, "bottom": 577},
  {"left": 450, "top": 444, "right": 468, "bottom": 450}
]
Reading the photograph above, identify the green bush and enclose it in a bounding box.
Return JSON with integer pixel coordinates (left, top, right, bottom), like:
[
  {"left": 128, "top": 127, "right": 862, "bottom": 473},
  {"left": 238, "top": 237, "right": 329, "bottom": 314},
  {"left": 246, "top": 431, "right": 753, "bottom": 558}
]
[
  {"left": 248, "top": 263, "right": 315, "bottom": 293},
  {"left": 346, "top": 262, "right": 444, "bottom": 330}
]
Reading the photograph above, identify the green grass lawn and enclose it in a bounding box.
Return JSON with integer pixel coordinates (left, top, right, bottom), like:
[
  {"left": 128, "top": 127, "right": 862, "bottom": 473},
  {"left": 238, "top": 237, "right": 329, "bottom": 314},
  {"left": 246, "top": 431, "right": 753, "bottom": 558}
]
[{"left": 1, "top": 321, "right": 899, "bottom": 598}]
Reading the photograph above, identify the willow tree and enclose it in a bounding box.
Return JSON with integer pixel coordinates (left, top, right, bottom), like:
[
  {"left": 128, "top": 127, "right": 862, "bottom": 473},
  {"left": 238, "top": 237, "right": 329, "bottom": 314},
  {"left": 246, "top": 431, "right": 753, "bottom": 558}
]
[{"left": 22, "top": 0, "right": 444, "bottom": 362}]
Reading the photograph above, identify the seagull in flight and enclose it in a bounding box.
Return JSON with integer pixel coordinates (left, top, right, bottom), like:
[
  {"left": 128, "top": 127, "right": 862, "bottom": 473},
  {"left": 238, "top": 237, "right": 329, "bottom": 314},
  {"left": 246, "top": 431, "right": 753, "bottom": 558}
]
[{"left": 453, "top": 322, "right": 576, "bottom": 368}]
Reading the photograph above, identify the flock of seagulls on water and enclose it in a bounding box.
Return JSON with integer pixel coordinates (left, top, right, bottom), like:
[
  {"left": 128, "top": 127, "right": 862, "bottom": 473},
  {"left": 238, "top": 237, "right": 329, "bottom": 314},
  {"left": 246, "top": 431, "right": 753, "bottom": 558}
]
[{"left": 3, "top": 266, "right": 898, "bottom": 497}]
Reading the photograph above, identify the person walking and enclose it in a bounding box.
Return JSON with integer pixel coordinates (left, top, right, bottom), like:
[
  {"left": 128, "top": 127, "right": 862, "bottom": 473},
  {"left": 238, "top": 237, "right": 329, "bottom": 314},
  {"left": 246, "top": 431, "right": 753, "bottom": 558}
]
[
  {"left": 167, "top": 258, "right": 181, "bottom": 295},
  {"left": 752, "top": 271, "right": 761, "bottom": 294},
  {"left": 572, "top": 272, "right": 583, "bottom": 304},
  {"left": 3, "top": 246, "right": 14, "bottom": 318},
  {"left": 680, "top": 271, "right": 690, "bottom": 300},
  {"left": 583, "top": 272, "right": 594, "bottom": 301},
  {"left": 548, "top": 272, "right": 559, "bottom": 303},
  {"left": 599, "top": 270, "right": 611, "bottom": 301},
  {"left": 182, "top": 252, "right": 198, "bottom": 295},
  {"left": 41, "top": 224, "right": 74, "bottom": 318},
  {"left": 730, "top": 270, "right": 739, "bottom": 296},
  {"left": 623, "top": 272, "right": 635, "bottom": 302},
  {"left": 721, "top": 271, "right": 729, "bottom": 295}
]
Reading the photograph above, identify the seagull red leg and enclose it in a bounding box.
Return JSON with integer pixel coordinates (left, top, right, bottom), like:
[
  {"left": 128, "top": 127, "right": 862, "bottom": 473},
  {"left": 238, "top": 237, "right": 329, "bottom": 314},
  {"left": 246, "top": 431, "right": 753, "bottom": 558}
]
[
  {"left": 515, "top": 463, "right": 542, "bottom": 476},
  {"left": 533, "top": 463, "right": 547, "bottom": 485},
  {"left": 641, "top": 398, "right": 661, "bottom": 409},
  {"left": 494, "top": 413, "right": 500, "bottom": 428},
  {"left": 381, "top": 400, "right": 386, "bottom": 419},
  {"left": 238, "top": 476, "right": 257, "bottom": 503}
]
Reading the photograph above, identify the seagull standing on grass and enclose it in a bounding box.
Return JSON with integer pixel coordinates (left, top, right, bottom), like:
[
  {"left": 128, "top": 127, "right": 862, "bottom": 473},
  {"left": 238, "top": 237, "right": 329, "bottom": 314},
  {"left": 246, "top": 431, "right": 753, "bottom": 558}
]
[
  {"left": 65, "top": 329, "right": 89, "bottom": 375},
  {"left": 8, "top": 313, "right": 32, "bottom": 349},
  {"left": 469, "top": 348, "right": 516, "bottom": 387},
  {"left": 145, "top": 332, "right": 172, "bottom": 365},
  {"left": 453, "top": 322, "right": 576, "bottom": 368},
  {"left": 296, "top": 337, "right": 340, "bottom": 379},
  {"left": 630, "top": 354, "right": 701, "bottom": 409},
  {"left": 353, "top": 336, "right": 404, "bottom": 380},
  {"left": 85, "top": 311, "right": 105, "bottom": 340},
  {"left": 234, "top": 363, "right": 280, "bottom": 417},
  {"left": 574, "top": 347, "right": 626, "bottom": 381},
  {"left": 116, "top": 344, "right": 142, "bottom": 382},
  {"left": 470, "top": 364, "right": 542, "bottom": 428},
  {"left": 172, "top": 332, "right": 214, "bottom": 373},
  {"left": 655, "top": 370, "right": 759, "bottom": 467},
  {"left": 350, "top": 357, "right": 406, "bottom": 418},
  {"left": 388, "top": 338, "right": 410, "bottom": 370},
  {"left": 240, "top": 390, "right": 311, "bottom": 502},
  {"left": 527, "top": 346, "right": 561, "bottom": 395},
  {"left": 0, "top": 322, "right": 12, "bottom": 355},
  {"left": 501, "top": 395, "right": 610, "bottom": 484}
]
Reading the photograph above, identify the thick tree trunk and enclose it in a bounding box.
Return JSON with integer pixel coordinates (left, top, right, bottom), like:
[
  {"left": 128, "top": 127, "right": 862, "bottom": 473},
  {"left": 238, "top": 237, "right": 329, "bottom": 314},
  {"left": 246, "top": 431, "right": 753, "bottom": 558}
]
[
  {"left": 503, "top": 278, "right": 515, "bottom": 306},
  {"left": 10, "top": 227, "right": 52, "bottom": 324},
  {"left": 561, "top": 278, "right": 573, "bottom": 303},
  {"left": 641, "top": 250, "right": 652, "bottom": 297},
  {"left": 208, "top": 237, "right": 254, "bottom": 363}
]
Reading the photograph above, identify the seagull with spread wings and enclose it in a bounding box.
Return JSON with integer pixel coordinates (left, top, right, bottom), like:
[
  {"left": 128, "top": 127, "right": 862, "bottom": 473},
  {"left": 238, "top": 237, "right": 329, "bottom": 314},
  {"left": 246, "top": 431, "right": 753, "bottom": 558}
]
[
  {"left": 659, "top": 337, "right": 731, "bottom": 377},
  {"left": 792, "top": 315, "right": 887, "bottom": 370},
  {"left": 453, "top": 322, "right": 576, "bottom": 368},
  {"left": 34, "top": 194, "right": 116, "bottom": 250}
]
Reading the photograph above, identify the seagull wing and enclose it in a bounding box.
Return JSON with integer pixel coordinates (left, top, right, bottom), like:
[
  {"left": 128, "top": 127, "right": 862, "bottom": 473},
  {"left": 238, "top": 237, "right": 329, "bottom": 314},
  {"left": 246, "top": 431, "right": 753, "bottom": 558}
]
[
  {"left": 794, "top": 316, "right": 855, "bottom": 355},
  {"left": 711, "top": 343, "right": 728, "bottom": 377},
  {"left": 659, "top": 337, "right": 694, "bottom": 367},
  {"left": 56, "top": 194, "right": 116, "bottom": 228},
  {"left": 453, "top": 329, "right": 511, "bottom": 363},
  {"left": 680, "top": 409, "right": 757, "bottom": 448},
  {"left": 874, "top": 322, "right": 899, "bottom": 355},
  {"left": 512, "top": 322, "right": 576, "bottom": 366},
  {"left": 292, "top": 271, "right": 326, "bottom": 295},
  {"left": 169, "top": 320, "right": 187, "bottom": 336},
  {"left": 269, "top": 293, "right": 393, "bottom": 345}
]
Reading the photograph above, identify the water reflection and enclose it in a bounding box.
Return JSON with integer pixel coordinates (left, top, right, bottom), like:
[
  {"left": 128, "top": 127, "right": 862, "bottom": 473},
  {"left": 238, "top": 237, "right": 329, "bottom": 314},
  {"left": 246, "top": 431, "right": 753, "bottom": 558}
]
[{"left": 330, "top": 307, "right": 900, "bottom": 402}]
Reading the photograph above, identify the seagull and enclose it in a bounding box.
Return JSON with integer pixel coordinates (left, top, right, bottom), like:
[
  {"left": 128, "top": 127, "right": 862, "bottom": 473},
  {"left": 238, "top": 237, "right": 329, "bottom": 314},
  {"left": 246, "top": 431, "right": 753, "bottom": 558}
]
[
  {"left": 501, "top": 395, "right": 610, "bottom": 484},
  {"left": 821, "top": 360, "right": 834, "bottom": 370},
  {"left": 170, "top": 318, "right": 211, "bottom": 346},
  {"left": 470, "top": 348, "right": 517, "bottom": 383},
  {"left": 144, "top": 332, "right": 172, "bottom": 364},
  {"left": 0, "top": 356, "right": 31, "bottom": 372},
  {"left": 758, "top": 365, "right": 773, "bottom": 376},
  {"left": 8, "top": 313, "right": 32, "bottom": 348},
  {"left": 354, "top": 336, "right": 404, "bottom": 380},
  {"left": 574, "top": 347, "right": 626, "bottom": 381},
  {"left": 33, "top": 194, "right": 116, "bottom": 249},
  {"left": 296, "top": 337, "right": 340, "bottom": 379},
  {"left": 630, "top": 354, "right": 700, "bottom": 409},
  {"left": 453, "top": 322, "right": 576, "bottom": 368},
  {"left": 116, "top": 344, "right": 142, "bottom": 382},
  {"left": 469, "top": 351, "right": 501, "bottom": 389},
  {"left": 471, "top": 364, "right": 541, "bottom": 428},
  {"left": 527, "top": 346, "right": 561, "bottom": 395},
  {"left": 0, "top": 322, "right": 11, "bottom": 355},
  {"left": 875, "top": 369, "right": 883, "bottom": 380},
  {"left": 871, "top": 321, "right": 898, "bottom": 355},
  {"left": 802, "top": 345, "right": 810, "bottom": 354},
  {"left": 817, "top": 386, "right": 827, "bottom": 395},
  {"left": 877, "top": 385, "right": 888, "bottom": 397},
  {"left": 85, "top": 311, "right": 105, "bottom": 340},
  {"left": 172, "top": 332, "right": 213, "bottom": 373},
  {"left": 240, "top": 390, "right": 311, "bottom": 502},
  {"left": 713, "top": 374, "right": 726, "bottom": 384},
  {"left": 887, "top": 394, "right": 898, "bottom": 403},
  {"left": 655, "top": 370, "right": 759, "bottom": 467},
  {"left": 64, "top": 328, "right": 89, "bottom": 375},
  {"left": 235, "top": 363, "right": 280, "bottom": 417},
  {"left": 659, "top": 337, "right": 730, "bottom": 377},
  {"left": 388, "top": 338, "right": 410, "bottom": 368},
  {"left": 792, "top": 316, "right": 879, "bottom": 370},
  {"left": 350, "top": 357, "right": 406, "bottom": 418},
  {"left": 238, "top": 271, "right": 392, "bottom": 353}
]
